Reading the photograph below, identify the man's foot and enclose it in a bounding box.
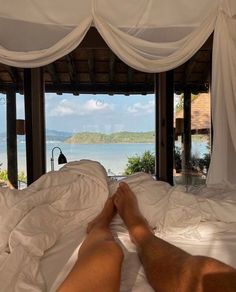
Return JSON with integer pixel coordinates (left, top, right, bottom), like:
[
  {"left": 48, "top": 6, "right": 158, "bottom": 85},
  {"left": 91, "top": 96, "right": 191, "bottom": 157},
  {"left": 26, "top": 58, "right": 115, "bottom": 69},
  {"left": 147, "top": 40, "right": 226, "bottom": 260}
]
[
  {"left": 87, "top": 197, "right": 116, "bottom": 233},
  {"left": 114, "top": 182, "right": 153, "bottom": 244}
]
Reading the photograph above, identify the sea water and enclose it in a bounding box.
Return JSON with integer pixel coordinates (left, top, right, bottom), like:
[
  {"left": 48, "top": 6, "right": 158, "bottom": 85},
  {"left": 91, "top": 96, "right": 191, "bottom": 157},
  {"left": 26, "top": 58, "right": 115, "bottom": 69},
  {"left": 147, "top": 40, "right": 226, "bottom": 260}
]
[{"left": 0, "top": 141, "right": 209, "bottom": 175}]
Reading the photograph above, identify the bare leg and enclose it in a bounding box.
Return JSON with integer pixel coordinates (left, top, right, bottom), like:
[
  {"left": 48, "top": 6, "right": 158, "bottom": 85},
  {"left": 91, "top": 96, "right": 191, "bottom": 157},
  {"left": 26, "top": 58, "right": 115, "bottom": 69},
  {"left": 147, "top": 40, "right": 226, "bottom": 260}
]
[
  {"left": 57, "top": 197, "right": 124, "bottom": 292},
  {"left": 114, "top": 182, "right": 236, "bottom": 292}
]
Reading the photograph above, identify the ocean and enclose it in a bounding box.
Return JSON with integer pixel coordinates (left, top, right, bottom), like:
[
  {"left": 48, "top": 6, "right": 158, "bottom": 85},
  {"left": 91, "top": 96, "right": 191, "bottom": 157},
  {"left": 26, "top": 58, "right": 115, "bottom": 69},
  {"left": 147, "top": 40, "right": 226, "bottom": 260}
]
[{"left": 0, "top": 141, "right": 209, "bottom": 175}]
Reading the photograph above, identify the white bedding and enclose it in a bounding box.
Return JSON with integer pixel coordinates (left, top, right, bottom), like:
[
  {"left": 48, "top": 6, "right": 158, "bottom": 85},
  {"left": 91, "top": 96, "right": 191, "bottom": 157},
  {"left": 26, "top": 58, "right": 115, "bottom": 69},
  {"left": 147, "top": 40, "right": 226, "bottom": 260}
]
[{"left": 0, "top": 160, "right": 236, "bottom": 292}]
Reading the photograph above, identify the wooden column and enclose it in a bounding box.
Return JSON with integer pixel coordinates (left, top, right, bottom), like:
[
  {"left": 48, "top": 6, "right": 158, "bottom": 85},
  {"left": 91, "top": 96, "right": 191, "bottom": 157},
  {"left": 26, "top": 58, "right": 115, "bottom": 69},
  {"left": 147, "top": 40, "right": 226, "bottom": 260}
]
[
  {"left": 6, "top": 89, "right": 18, "bottom": 188},
  {"left": 154, "top": 74, "right": 159, "bottom": 179},
  {"left": 24, "top": 68, "right": 46, "bottom": 185},
  {"left": 158, "top": 71, "right": 174, "bottom": 185},
  {"left": 183, "top": 87, "right": 192, "bottom": 174}
]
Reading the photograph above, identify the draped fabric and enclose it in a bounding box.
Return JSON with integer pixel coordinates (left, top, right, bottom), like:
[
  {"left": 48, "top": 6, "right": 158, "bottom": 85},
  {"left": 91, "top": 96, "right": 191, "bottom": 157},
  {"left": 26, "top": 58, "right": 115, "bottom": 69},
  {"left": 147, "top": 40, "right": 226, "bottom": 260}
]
[
  {"left": 0, "top": 0, "right": 235, "bottom": 184},
  {"left": 207, "top": 0, "right": 236, "bottom": 185}
]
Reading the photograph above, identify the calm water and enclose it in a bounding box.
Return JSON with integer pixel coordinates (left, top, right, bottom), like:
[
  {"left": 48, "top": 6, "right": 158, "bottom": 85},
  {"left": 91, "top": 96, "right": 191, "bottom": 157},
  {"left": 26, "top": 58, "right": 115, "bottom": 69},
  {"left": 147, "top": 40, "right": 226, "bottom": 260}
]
[{"left": 0, "top": 141, "right": 209, "bottom": 175}]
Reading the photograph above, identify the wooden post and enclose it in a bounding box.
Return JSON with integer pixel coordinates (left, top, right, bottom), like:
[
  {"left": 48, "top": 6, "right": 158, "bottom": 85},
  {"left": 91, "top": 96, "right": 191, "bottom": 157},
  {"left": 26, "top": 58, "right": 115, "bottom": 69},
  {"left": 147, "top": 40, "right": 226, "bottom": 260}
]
[
  {"left": 24, "top": 68, "right": 46, "bottom": 185},
  {"left": 154, "top": 74, "right": 159, "bottom": 179},
  {"left": 6, "top": 89, "right": 18, "bottom": 188},
  {"left": 183, "top": 87, "right": 192, "bottom": 185},
  {"left": 158, "top": 71, "right": 174, "bottom": 185}
]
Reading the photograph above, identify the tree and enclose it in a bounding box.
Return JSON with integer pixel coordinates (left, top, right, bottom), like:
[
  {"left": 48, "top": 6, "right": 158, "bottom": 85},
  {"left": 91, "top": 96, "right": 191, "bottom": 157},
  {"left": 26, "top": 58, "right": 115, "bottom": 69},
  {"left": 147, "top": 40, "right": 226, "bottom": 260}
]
[{"left": 124, "top": 150, "right": 155, "bottom": 175}]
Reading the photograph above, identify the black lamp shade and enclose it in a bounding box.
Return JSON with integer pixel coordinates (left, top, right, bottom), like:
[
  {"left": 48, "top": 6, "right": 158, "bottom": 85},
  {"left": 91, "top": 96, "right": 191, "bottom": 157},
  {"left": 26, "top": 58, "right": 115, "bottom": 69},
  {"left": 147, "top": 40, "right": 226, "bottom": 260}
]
[{"left": 58, "top": 152, "right": 67, "bottom": 165}]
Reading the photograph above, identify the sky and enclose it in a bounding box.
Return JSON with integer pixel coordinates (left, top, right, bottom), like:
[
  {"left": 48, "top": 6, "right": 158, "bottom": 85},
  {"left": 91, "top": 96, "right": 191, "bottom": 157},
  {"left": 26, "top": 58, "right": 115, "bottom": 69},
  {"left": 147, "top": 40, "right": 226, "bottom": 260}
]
[{"left": 0, "top": 92, "right": 156, "bottom": 134}]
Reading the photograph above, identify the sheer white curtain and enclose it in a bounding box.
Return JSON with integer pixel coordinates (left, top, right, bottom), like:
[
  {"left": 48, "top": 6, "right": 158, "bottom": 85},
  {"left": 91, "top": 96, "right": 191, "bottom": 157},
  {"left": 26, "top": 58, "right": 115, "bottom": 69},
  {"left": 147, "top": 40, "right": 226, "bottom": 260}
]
[
  {"left": 0, "top": 0, "right": 218, "bottom": 68},
  {"left": 93, "top": 0, "right": 218, "bottom": 72},
  {"left": 0, "top": 0, "right": 93, "bottom": 66},
  {"left": 207, "top": 0, "right": 236, "bottom": 185},
  {"left": 0, "top": 0, "right": 235, "bottom": 184}
]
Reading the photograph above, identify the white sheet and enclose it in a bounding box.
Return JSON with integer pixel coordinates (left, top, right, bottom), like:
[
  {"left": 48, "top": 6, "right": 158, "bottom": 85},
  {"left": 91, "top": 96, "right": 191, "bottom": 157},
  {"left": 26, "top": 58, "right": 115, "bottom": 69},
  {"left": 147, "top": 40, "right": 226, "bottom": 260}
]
[
  {"left": 51, "top": 170, "right": 236, "bottom": 292},
  {"left": 1, "top": 161, "right": 236, "bottom": 291},
  {"left": 0, "top": 160, "right": 109, "bottom": 292}
]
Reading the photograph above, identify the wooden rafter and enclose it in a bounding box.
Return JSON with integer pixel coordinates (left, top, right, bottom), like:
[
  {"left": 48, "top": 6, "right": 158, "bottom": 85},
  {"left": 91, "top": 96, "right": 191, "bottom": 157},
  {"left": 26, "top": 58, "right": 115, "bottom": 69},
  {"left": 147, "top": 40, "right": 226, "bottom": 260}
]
[
  {"left": 66, "top": 54, "right": 77, "bottom": 83},
  {"left": 66, "top": 53, "right": 79, "bottom": 95},
  {"left": 87, "top": 49, "right": 95, "bottom": 83},
  {"left": 184, "top": 57, "right": 198, "bottom": 84},
  {"left": 109, "top": 52, "right": 116, "bottom": 84},
  {"left": 128, "top": 67, "right": 134, "bottom": 84},
  {"left": 5, "top": 65, "right": 21, "bottom": 85},
  {"left": 201, "top": 61, "right": 211, "bottom": 85},
  {"left": 47, "top": 63, "right": 62, "bottom": 95},
  {"left": 47, "top": 63, "right": 60, "bottom": 84}
]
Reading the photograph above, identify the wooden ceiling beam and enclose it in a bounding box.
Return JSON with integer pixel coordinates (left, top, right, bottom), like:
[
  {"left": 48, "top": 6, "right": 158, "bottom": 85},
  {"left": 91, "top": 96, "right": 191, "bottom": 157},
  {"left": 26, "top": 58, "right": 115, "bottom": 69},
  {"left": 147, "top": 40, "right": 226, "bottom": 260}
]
[
  {"left": 45, "top": 83, "right": 154, "bottom": 94},
  {"left": 0, "top": 83, "right": 208, "bottom": 96},
  {"left": 0, "top": 82, "right": 209, "bottom": 95}
]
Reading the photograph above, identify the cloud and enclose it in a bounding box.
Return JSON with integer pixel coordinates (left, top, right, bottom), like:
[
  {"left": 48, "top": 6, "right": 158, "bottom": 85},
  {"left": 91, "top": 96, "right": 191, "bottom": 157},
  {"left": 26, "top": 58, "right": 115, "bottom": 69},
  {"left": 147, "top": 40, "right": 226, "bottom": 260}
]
[
  {"left": 127, "top": 100, "right": 154, "bottom": 115},
  {"left": 48, "top": 98, "right": 114, "bottom": 117},
  {"left": 83, "top": 99, "right": 113, "bottom": 112}
]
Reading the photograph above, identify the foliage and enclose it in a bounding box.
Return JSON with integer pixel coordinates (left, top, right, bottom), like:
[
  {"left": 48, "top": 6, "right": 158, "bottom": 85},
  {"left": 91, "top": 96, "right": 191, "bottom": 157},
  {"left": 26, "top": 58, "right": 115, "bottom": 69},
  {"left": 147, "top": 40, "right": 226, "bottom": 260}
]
[
  {"left": 174, "top": 146, "right": 182, "bottom": 172},
  {"left": 18, "top": 171, "right": 27, "bottom": 182},
  {"left": 174, "top": 146, "right": 211, "bottom": 174},
  {"left": 193, "top": 153, "right": 211, "bottom": 172},
  {"left": 124, "top": 150, "right": 155, "bottom": 175},
  {"left": 0, "top": 169, "right": 27, "bottom": 182},
  {"left": 124, "top": 144, "right": 211, "bottom": 176},
  {"left": 65, "top": 131, "right": 155, "bottom": 144},
  {"left": 0, "top": 170, "right": 8, "bottom": 181},
  {"left": 175, "top": 94, "right": 184, "bottom": 113}
]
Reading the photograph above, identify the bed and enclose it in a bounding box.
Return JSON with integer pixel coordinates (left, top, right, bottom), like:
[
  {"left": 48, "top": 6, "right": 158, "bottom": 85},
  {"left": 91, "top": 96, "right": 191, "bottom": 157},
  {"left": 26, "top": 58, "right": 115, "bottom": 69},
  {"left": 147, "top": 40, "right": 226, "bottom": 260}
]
[{"left": 0, "top": 160, "right": 236, "bottom": 292}]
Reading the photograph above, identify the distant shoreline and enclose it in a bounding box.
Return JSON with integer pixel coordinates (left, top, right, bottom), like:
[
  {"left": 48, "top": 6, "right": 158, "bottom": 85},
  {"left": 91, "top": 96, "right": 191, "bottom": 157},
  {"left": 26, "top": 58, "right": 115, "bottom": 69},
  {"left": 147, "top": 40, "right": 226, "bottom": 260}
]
[
  {"left": 0, "top": 130, "right": 209, "bottom": 144},
  {"left": 65, "top": 131, "right": 155, "bottom": 144}
]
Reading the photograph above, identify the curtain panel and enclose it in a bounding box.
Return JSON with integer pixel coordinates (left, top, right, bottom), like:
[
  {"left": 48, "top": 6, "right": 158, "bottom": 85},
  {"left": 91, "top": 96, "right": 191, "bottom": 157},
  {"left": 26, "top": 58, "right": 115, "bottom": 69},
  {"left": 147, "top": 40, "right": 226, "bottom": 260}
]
[
  {"left": 207, "top": 0, "right": 236, "bottom": 185},
  {"left": 0, "top": 0, "right": 235, "bottom": 185}
]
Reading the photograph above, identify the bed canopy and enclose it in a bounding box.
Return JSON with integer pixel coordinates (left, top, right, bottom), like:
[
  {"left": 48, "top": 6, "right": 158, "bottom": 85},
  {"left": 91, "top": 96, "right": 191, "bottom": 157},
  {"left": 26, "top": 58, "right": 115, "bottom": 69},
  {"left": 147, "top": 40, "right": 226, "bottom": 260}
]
[{"left": 0, "top": 0, "right": 235, "bottom": 185}]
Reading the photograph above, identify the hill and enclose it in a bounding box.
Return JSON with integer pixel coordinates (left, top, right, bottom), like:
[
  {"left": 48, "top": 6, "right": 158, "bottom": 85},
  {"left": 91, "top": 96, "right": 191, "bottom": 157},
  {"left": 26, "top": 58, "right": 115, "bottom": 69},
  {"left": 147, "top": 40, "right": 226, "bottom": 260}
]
[
  {"left": 0, "top": 129, "right": 72, "bottom": 143},
  {"left": 65, "top": 131, "right": 155, "bottom": 144}
]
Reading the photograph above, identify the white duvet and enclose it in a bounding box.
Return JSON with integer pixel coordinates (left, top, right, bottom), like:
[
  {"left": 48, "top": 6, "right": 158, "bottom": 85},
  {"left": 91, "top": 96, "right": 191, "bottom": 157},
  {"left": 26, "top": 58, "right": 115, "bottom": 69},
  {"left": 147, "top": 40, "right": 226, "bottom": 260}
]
[{"left": 0, "top": 160, "right": 236, "bottom": 292}]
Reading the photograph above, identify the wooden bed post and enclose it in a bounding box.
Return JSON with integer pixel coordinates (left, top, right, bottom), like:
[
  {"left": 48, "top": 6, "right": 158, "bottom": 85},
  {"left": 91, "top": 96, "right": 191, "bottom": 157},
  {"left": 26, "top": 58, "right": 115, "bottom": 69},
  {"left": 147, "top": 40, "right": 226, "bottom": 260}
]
[
  {"left": 24, "top": 68, "right": 46, "bottom": 185},
  {"left": 157, "top": 71, "right": 174, "bottom": 185},
  {"left": 6, "top": 89, "right": 18, "bottom": 188}
]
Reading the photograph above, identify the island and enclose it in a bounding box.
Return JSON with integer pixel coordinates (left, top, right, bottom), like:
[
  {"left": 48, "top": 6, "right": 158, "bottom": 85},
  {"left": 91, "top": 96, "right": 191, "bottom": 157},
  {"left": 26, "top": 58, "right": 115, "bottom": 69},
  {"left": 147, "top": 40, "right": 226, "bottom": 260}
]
[{"left": 64, "top": 131, "right": 155, "bottom": 144}]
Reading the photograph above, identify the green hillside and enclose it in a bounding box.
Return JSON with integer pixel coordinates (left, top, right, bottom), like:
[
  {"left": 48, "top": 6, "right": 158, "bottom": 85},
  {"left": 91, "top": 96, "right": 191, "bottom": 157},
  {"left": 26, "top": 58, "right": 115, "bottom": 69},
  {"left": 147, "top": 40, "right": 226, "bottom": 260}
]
[{"left": 65, "top": 131, "right": 155, "bottom": 144}]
